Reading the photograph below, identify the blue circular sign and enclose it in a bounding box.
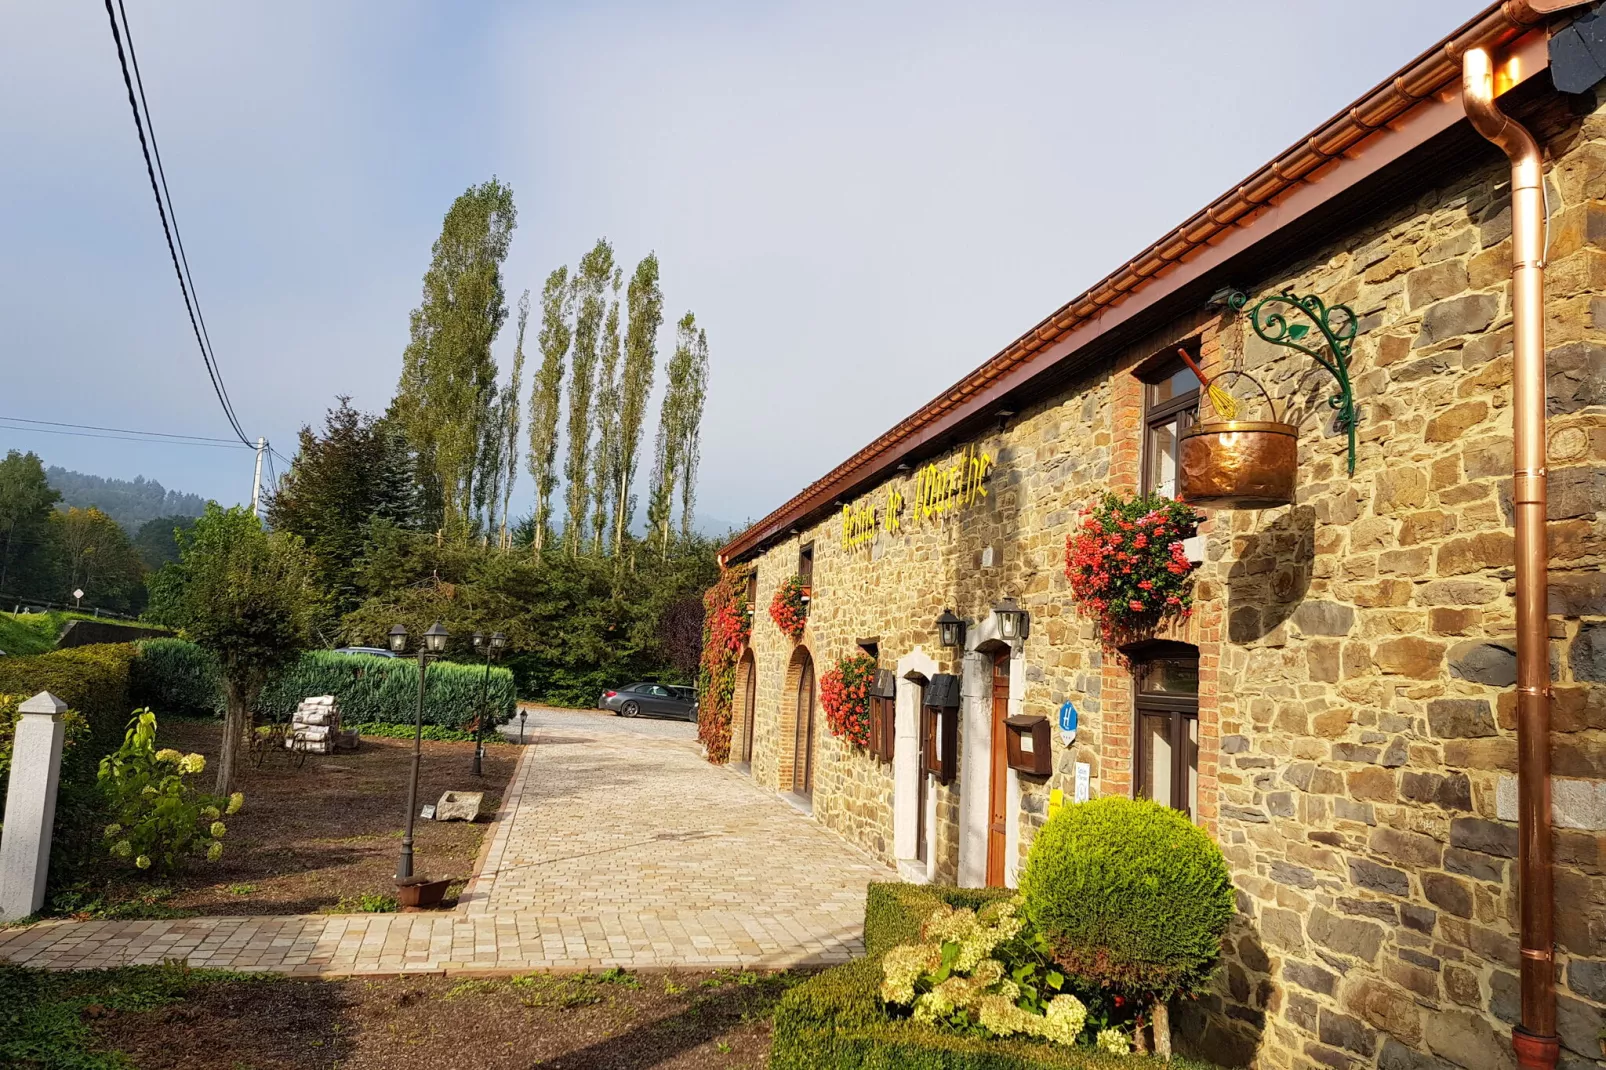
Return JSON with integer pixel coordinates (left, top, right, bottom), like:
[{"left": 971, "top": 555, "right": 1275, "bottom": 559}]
[{"left": 1058, "top": 700, "right": 1078, "bottom": 743}]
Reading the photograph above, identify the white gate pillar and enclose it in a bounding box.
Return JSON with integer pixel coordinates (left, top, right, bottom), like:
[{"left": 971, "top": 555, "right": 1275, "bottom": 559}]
[{"left": 0, "top": 691, "right": 69, "bottom": 921}]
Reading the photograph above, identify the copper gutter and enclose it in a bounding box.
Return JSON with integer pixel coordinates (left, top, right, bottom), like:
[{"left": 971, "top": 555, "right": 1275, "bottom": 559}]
[
  {"left": 721, "top": 0, "right": 1587, "bottom": 565},
  {"left": 1463, "top": 45, "right": 1557, "bottom": 1070}
]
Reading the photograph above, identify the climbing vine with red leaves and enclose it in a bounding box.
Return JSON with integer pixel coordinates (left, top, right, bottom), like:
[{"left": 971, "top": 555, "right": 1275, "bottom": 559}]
[
  {"left": 769, "top": 574, "right": 809, "bottom": 642},
  {"left": 819, "top": 652, "right": 876, "bottom": 748},
  {"left": 697, "top": 566, "right": 752, "bottom": 763}
]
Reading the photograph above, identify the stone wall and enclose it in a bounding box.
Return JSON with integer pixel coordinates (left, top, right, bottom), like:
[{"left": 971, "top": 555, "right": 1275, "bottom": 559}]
[{"left": 731, "top": 84, "right": 1606, "bottom": 1069}]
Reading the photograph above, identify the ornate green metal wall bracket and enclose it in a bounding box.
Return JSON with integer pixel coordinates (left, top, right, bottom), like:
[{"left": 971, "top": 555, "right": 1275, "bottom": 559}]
[{"left": 1217, "top": 288, "right": 1360, "bottom": 476}]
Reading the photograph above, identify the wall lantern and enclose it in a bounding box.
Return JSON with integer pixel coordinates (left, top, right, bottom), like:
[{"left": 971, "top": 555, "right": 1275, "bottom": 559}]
[
  {"left": 922, "top": 673, "right": 960, "bottom": 785},
  {"left": 387, "top": 623, "right": 409, "bottom": 654},
  {"left": 868, "top": 669, "right": 897, "bottom": 763},
  {"left": 994, "top": 598, "right": 1030, "bottom": 642},
  {"left": 423, "top": 622, "right": 451, "bottom": 654},
  {"left": 936, "top": 609, "right": 966, "bottom": 649}
]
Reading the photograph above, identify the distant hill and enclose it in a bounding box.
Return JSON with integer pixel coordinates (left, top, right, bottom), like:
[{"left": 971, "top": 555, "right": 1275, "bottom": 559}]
[{"left": 46, "top": 466, "right": 208, "bottom": 533}]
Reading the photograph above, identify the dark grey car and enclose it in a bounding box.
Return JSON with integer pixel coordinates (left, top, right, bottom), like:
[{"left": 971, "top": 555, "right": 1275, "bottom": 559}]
[{"left": 597, "top": 683, "right": 698, "bottom": 721}]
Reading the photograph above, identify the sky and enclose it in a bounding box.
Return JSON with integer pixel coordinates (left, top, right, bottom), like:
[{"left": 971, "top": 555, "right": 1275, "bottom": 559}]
[{"left": 0, "top": 0, "right": 1487, "bottom": 536}]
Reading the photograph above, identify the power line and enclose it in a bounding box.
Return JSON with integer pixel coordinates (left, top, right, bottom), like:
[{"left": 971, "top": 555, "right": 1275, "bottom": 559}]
[
  {"left": 0, "top": 421, "right": 252, "bottom": 449},
  {"left": 0, "top": 414, "right": 245, "bottom": 444},
  {"left": 102, "top": 0, "right": 251, "bottom": 447}
]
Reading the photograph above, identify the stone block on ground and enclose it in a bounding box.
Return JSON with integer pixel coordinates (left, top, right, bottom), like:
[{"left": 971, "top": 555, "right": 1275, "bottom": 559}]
[{"left": 435, "top": 791, "right": 484, "bottom": 822}]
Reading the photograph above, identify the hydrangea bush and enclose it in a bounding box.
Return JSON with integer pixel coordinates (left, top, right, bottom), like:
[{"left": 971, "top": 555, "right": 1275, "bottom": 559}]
[
  {"left": 819, "top": 653, "right": 875, "bottom": 747},
  {"left": 879, "top": 897, "right": 1101, "bottom": 1048},
  {"left": 98, "top": 710, "right": 240, "bottom": 874},
  {"left": 1064, "top": 492, "right": 1203, "bottom": 646}
]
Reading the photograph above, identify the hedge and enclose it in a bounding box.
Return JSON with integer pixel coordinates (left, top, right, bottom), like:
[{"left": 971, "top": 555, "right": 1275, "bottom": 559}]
[
  {"left": 257, "top": 651, "right": 515, "bottom": 730},
  {"left": 771, "top": 883, "right": 1222, "bottom": 1070},
  {"left": 0, "top": 643, "right": 138, "bottom": 892},
  {"left": 128, "top": 643, "right": 516, "bottom": 730}
]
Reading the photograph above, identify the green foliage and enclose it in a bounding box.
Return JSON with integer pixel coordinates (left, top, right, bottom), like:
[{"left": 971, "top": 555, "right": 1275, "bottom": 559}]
[
  {"left": 327, "top": 892, "right": 398, "bottom": 914},
  {"left": 614, "top": 253, "right": 663, "bottom": 554},
  {"left": 46, "top": 507, "right": 147, "bottom": 614},
  {"left": 1019, "top": 797, "right": 1234, "bottom": 1001},
  {"left": 132, "top": 514, "right": 198, "bottom": 571},
  {"left": 45, "top": 465, "right": 206, "bottom": 532},
  {"left": 97, "top": 711, "right": 238, "bottom": 874},
  {"left": 528, "top": 265, "right": 572, "bottom": 557},
  {"left": 0, "top": 449, "right": 60, "bottom": 599},
  {"left": 256, "top": 651, "right": 514, "bottom": 729},
  {"left": 0, "top": 611, "right": 69, "bottom": 656},
  {"left": 129, "top": 638, "right": 223, "bottom": 718},
  {"left": 564, "top": 238, "right": 616, "bottom": 554},
  {"left": 349, "top": 721, "right": 513, "bottom": 743},
  {"left": 648, "top": 313, "right": 709, "bottom": 553},
  {"left": 774, "top": 884, "right": 1214, "bottom": 1070},
  {"left": 266, "top": 399, "right": 418, "bottom": 619}
]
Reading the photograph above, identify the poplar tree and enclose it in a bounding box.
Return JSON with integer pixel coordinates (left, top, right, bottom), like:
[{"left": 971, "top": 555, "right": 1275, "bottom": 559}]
[
  {"left": 394, "top": 179, "right": 517, "bottom": 538},
  {"left": 648, "top": 312, "right": 703, "bottom": 555},
  {"left": 563, "top": 239, "right": 614, "bottom": 554},
  {"left": 612, "top": 253, "right": 662, "bottom": 555},
  {"left": 498, "top": 290, "right": 530, "bottom": 549},
  {"left": 590, "top": 270, "right": 623, "bottom": 554},
  {"left": 678, "top": 323, "right": 709, "bottom": 542},
  {"left": 528, "top": 267, "right": 570, "bottom": 558}
]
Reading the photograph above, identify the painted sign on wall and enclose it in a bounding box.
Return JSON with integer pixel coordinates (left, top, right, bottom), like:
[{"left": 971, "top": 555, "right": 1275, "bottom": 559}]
[{"left": 839, "top": 443, "right": 995, "bottom": 551}]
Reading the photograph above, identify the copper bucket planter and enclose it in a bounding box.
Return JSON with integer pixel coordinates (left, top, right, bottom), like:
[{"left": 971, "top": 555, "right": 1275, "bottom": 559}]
[{"left": 1178, "top": 421, "right": 1298, "bottom": 508}]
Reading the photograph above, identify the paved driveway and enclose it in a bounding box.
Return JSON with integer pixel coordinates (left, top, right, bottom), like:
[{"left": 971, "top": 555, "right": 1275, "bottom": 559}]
[{"left": 0, "top": 707, "right": 894, "bottom": 975}]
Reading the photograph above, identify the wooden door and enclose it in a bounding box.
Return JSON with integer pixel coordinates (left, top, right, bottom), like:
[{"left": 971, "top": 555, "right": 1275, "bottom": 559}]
[
  {"left": 793, "top": 655, "right": 816, "bottom": 797},
  {"left": 740, "top": 655, "right": 757, "bottom": 763},
  {"left": 985, "top": 651, "right": 1010, "bottom": 887},
  {"left": 915, "top": 681, "right": 929, "bottom": 864}
]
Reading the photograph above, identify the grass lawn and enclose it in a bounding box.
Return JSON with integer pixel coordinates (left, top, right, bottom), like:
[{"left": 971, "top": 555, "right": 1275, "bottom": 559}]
[
  {"left": 1, "top": 963, "right": 805, "bottom": 1070},
  {"left": 46, "top": 718, "right": 521, "bottom": 919},
  {"left": 0, "top": 611, "right": 89, "bottom": 656}
]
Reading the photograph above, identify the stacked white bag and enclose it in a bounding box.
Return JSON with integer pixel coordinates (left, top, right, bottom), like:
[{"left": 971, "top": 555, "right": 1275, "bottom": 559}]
[{"left": 286, "top": 694, "right": 341, "bottom": 754}]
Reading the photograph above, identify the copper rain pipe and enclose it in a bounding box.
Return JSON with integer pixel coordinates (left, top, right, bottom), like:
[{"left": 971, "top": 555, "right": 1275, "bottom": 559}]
[{"left": 1462, "top": 46, "right": 1557, "bottom": 1070}]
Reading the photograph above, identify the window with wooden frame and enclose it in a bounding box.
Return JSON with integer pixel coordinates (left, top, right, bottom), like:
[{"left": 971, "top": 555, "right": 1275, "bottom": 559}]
[
  {"left": 1140, "top": 354, "right": 1201, "bottom": 500},
  {"left": 798, "top": 543, "right": 814, "bottom": 587},
  {"left": 868, "top": 668, "right": 896, "bottom": 763},
  {"left": 745, "top": 571, "right": 758, "bottom": 608},
  {"left": 1133, "top": 648, "right": 1201, "bottom": 819}
]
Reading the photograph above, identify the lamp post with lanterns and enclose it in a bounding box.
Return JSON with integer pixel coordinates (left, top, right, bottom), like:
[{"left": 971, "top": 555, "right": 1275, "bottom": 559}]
[
  {"left": 471, "top": 631, "right": 507, "bottom": 776},
  {"left": 388, "top": 621, "right": 449, "bottom": 881}
]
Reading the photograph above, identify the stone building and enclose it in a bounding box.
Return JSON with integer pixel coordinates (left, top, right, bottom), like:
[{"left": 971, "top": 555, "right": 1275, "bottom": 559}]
[{"left": 717, "top": 4, "right": 1606, "bottom": 1067}]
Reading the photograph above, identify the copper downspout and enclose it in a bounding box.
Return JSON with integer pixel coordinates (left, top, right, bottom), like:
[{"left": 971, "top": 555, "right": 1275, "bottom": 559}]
[{"left": 1463, "top": 46, "right": 1557, "bottom": 1070}]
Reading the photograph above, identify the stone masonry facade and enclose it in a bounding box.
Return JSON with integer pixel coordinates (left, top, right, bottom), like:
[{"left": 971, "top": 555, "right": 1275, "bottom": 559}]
[{"left": 728, "top": 84, "right": 1606, "bottom": 1069}]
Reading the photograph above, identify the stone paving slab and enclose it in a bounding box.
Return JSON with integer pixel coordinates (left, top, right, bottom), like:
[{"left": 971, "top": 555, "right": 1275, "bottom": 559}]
[{"left": 0, "top": 709, "right": 893, "bottom": 975}]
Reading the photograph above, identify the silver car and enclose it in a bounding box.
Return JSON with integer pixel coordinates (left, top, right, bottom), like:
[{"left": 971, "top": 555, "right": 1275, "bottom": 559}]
[{"left": 597, "top": 683, "right": 698, "bottom": 721}]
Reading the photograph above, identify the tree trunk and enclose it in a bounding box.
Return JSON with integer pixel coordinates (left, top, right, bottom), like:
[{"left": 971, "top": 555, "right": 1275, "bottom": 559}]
[
  {"left": 215, "top": 681, "right": 252, "bottom": 796},
  {"left": 1152, "top": 1000, "right": 1172, "bottom": 1060}
]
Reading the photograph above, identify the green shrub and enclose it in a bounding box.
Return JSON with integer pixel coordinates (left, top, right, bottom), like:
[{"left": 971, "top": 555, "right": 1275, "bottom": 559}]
[
  {"left": 350, "top": 721, "right": 514, "bottom": 743},
  {"left": 1019, "top": 797, "right": 1233, "bottom": 1001},
  {"left": 256, "top": 651, "right": 515, "bottom": 729},
  {"left": 772, "top": 884, "right": 1217, "bottom": 1070},
  {"left": 130, "top": 638, "right": 223, "bottom": 718},
  {"left": 97, "top": 710, "right": 239, "bottom": 875}
]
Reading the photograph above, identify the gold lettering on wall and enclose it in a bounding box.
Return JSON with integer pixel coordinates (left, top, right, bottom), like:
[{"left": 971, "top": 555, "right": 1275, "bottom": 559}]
[{"left": 839, "top": 445, "right": 993, "bottom": 551}]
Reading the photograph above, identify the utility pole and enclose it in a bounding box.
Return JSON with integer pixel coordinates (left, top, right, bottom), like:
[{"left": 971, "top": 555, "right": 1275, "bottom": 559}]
[{"left": 249, "top": 437, "right": 266, "bottom": 518}]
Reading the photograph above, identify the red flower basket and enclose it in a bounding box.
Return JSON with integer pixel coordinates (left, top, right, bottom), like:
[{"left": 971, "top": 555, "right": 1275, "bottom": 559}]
[
  {"left": 1064, "top": 493, "right": 1203, "bottom": 646},
  {"left": 770, "top": 575, "right": 809, "bottom": 642},
  {"left": 820, "top": 653, "right": 876, "bottom": 748}
]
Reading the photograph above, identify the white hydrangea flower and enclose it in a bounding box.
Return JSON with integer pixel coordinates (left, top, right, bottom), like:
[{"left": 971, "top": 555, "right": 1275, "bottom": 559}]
[
  {"left": 1041, "top": 994, "right": 1088, "bottom": 1046},
  {"left": 226, "top": 792, "right": 245, "bottom": 815},
  {"left": 1096, "top": 1027, "right": 1131, "bottom": 1055},
  {"left": 880, "top": 942, "right": 939, "bottom": 1005},
  {"left": 180, "top": 753, "right": 206, "bottom": 775},
  {"left": 154, "top": 748, "right": 183, "bottom": 764}
]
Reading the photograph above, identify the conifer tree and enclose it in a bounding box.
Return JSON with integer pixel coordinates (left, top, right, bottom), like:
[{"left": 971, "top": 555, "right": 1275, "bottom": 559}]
[
  {"left": 393, "top": 179, "right": 516, "bottom": 538},
  {"left": 563, "top": 239, "right": 614, "bottom": 554},
  {"left": 528, "top": 267, "right": 570, "bottom": 558},
  {"left": 498, "top": 290, "right": 530, "bottom": 549},
  {"left": 612, "top": 253, "right": 662, "bottom": 555}
]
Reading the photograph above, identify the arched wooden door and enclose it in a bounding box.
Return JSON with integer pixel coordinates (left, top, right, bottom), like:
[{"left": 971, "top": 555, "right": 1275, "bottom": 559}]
[
  {"left": 985, "top": 649, "right": 1010, "bottom": 887},
  {"left": 738, "top": 651, "right": 757, "bottom": 763},
  {"left": 792, "top": 653, "right": 816, "bottom": 798}
]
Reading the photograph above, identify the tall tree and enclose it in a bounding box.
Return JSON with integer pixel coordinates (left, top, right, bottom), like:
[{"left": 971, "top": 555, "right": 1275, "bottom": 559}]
[
  {"left": 612, "top": 253, "right": 662, "bottom": 555},
  {"left": 48, "top": 507, "right": 146, "bottom": 612},
  {"left": 267, "top": 398, "right": 416, "bottom": 616},
  {"left": 133, "top": 514, "right": 199, "bottom": 571},
  {"left": 563, "top": 239, "right": 615, "bottom": 554},
  {"left": 162, "top": 505, "right": 317, "bottom": 795},
  {"left": 678, "top": 322, "right": 710, "bottom": 542},
  {"left": 497, "top": 290, "right": 530, "bottom": 549},
  {"left": 590, "top": 269, "right": 623, "bottom": 554},
  {"left": 393, "top": 178, "right": 517, "bottom": 538},
  {"left": 528, "top": 267, "right": 571, "bottom": 558},
  {"left": 648, "top": 313, "right": 699, "bottom": 554},
  {"left": 0, "top": 450, "right": 60, "bottom": 595}
]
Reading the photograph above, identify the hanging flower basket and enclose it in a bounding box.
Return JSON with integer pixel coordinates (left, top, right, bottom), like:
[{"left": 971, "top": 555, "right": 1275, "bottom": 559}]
[
  {"left": 820, "top": 653, "right": 876, "bottom": 747},
  {"left": 770, "top": 574, "right": 809, "bottom": 642},
  {"left": 1064, "top": 493, "right": 1203, "bottom": 646}
]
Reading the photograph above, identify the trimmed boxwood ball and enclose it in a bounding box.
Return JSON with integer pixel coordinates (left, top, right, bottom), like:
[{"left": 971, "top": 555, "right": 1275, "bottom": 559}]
[{"left": 1020, "top": 796, "right": 1234, "bottom": 1000}]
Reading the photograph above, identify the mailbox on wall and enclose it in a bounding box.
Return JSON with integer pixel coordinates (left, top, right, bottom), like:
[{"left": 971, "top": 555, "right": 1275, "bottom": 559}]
[
  {"left": 1004, "top": 714, "right": 1052, "bottom": 777},
  {"left": 923, "top": 673, "right": 960, "bottom": 785},
  {"left": 869, "top": 669, "right": 897, "bottom": 763}
]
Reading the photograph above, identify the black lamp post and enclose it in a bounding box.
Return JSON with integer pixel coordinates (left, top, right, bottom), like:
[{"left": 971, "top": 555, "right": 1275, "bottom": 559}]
[
  {"left": 471, "top": 631, "right": 507, "bottom": 776},
  {"left": 391, "top": 621, "right": 449, "bottom": 881}
]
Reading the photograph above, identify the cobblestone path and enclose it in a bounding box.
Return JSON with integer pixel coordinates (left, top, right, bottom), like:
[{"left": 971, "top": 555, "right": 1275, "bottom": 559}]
[{"left": 0, "top": 710, "right": 894, "bottom": 976}]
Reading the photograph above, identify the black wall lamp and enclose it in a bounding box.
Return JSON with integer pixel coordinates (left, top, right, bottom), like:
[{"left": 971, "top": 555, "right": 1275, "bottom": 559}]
[
  {"left": 994, "top": 598, "right": 1030, "bottom": 641},
  {"left": 936, "top": 609, "right": 967, "bottom": 649}
]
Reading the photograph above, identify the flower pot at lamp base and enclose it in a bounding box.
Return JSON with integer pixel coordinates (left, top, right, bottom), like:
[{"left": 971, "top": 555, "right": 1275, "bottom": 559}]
[{"left": 395, "top": 876, "right": 452, "bottom": 911}]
